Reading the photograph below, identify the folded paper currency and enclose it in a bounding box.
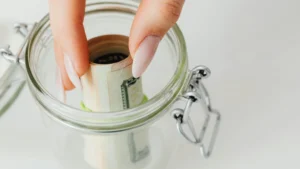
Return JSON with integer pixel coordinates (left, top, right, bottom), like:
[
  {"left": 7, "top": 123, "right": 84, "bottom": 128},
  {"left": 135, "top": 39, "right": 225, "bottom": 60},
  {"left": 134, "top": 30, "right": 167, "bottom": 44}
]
[
  {"left": 80, "top": 35, "right": 151, "bottom": 169},
  {"left": 81, "top": 35, "right": 145, "bottom": 112}
]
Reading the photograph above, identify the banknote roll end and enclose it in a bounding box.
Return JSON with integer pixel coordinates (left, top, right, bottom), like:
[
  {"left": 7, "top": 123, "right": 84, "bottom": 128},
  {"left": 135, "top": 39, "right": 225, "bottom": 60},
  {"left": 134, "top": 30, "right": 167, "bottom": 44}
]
[
  {"left": 81, "top": 34, "right": 146, "bottom": 112},
  {"left": 88, "top": 34, "right": 131, "bottom": 65}
]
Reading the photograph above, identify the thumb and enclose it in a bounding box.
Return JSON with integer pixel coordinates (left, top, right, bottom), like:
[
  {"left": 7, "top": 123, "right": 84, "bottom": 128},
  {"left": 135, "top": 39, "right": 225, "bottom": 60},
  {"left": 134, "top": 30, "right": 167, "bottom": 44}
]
[{"left": 129, "top": 0, "right": 185, "bottom": 78}]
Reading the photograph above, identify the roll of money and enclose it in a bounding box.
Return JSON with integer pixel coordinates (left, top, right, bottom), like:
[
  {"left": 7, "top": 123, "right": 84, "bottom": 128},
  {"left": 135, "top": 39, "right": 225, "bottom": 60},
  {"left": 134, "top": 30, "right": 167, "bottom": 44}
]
[
  {"left": 80, "top": 35, "right": 145, "bottom": 112},
  {"left": 80, "top": 35, "right": 151, "bottom": 169}
]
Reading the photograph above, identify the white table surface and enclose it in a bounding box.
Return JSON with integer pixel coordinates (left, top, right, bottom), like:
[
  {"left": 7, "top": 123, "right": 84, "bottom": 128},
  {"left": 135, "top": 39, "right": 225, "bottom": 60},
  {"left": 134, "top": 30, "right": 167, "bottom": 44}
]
[{"left": 1, "top": 0, "right": 300, "bottom": 169}]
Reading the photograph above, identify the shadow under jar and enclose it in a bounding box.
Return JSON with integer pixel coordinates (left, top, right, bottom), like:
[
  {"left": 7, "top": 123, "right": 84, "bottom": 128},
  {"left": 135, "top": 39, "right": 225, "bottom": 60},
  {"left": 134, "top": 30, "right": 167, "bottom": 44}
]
[{"left": 0, "top": 0, "right": 222, "bottom": 169}]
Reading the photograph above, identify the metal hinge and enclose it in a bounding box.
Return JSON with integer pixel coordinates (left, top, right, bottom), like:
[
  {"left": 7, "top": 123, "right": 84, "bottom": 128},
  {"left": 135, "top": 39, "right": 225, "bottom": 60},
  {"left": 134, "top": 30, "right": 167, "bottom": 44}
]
[
  {"left": 172, "top": 65, "right": 221, "bottom": 158},
  {"left": 0, "top": 22, "right": 37, "bottom": 64},
  {"left": 0, "top": 22, "right": 37, "bottom": 115}
]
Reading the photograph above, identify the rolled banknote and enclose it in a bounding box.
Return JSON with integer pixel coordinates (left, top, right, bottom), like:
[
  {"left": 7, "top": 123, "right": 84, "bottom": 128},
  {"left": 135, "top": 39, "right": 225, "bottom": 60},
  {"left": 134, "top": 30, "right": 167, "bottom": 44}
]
[
  {"left": 81, "top": 34, "right": 145, "bottom": 112},
  {"left": 80, "top": 35, "right": 151, "bottom": 169}
]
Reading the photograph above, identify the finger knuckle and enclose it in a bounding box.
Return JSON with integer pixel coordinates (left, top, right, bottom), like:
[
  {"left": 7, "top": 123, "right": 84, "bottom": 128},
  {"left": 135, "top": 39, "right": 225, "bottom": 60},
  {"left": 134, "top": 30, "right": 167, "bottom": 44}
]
[{"left": 161, "top": 0, "right": 183, "bottom": 23}]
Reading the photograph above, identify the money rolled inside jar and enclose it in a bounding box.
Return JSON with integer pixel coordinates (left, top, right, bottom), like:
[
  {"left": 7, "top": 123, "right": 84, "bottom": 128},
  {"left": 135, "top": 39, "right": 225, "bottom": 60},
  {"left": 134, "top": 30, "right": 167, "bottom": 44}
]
[
  {"left": 80, "top": 34, "right": 145, "bottom": 112},
  {"left": 80, "top": 35, "right": 151, "bottom": 169}
]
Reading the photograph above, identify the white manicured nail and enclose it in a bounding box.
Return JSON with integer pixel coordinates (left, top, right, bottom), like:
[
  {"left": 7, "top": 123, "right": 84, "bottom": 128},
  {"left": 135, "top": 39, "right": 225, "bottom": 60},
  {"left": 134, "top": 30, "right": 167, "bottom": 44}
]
[
  {"left": 64, "top": 54, "right": 82, "bottom": 90},
  {"left": 132, "top": 36, "right": 161, "bottom": 78}
]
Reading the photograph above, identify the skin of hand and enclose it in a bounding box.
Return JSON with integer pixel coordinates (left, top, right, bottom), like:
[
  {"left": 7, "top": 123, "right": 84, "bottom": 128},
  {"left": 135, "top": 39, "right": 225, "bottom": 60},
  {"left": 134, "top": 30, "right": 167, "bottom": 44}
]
[{"left": 48, "top": 0, "right": 185, "bottom": 94}]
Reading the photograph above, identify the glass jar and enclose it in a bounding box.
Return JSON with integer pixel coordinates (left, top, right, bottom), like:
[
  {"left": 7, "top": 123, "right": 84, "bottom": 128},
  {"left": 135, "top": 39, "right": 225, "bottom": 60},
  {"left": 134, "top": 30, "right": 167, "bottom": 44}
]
[{"left": 0, "top": 0, "right": 221, "bottom": 168}]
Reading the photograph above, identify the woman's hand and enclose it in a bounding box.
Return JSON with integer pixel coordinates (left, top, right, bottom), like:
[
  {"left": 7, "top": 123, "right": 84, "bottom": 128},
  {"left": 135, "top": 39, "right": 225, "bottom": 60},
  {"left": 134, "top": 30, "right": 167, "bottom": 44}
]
[{"left": 48, "top": 0, "right": 185, "bottom": 91}]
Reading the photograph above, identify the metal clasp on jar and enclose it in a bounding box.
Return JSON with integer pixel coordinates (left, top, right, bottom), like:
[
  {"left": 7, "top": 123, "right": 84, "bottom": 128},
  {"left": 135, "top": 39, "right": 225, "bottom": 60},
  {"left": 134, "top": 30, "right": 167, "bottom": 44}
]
[
  {"left": 0, "top": 23, "right": 37, "bottom": 115},
  {"left": 0, "top": 23, "right": 37, "bottom": 64},
  {"left": 172, "top": 65, "right": 221, "bottom": 158}
]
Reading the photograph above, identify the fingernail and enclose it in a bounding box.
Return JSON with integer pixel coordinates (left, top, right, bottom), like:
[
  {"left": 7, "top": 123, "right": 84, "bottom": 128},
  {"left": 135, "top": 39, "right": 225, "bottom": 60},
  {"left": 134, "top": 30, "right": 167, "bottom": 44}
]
[
  {"left": 132, "top": 36, "right": 161, "bottom": 78},
  {"left": 64, "top": 54, "right": 82, "bottom": 90},
  {"left": 56, "top": 67, "right": 66, "bottom": 103}
]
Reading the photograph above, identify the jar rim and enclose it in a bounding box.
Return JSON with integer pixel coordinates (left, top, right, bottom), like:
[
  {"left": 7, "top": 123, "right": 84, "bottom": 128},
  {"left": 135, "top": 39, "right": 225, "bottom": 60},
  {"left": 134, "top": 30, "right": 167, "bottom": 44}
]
[{"left": 25, "top": 0, "right": 189, "bottom": 132}]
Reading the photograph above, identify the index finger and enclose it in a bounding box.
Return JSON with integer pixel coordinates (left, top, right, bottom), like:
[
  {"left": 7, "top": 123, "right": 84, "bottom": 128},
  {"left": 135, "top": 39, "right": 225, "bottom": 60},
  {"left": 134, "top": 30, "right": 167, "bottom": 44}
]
[{"left": 48, "top": 0, "right": 89, "bottom": 89}]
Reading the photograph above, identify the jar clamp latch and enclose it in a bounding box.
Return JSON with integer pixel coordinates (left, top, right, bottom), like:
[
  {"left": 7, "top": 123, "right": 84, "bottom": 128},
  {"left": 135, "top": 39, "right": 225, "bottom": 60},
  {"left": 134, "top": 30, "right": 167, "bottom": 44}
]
[
  {"left": 0, "top": 23, "right": 36, "bottom": 115},
  {"left": 172, "top": 66, "right": 221, "bottom": 158},
  {"left": 1, "top": 23, "right": 37, "bottom": 64}
]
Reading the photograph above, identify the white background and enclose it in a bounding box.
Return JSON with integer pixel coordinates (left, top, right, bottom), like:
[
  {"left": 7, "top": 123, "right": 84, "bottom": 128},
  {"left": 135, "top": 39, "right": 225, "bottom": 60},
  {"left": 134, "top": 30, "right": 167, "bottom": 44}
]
[{"left": 1, "top": 0, "right": 300, "bottom": 169}]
